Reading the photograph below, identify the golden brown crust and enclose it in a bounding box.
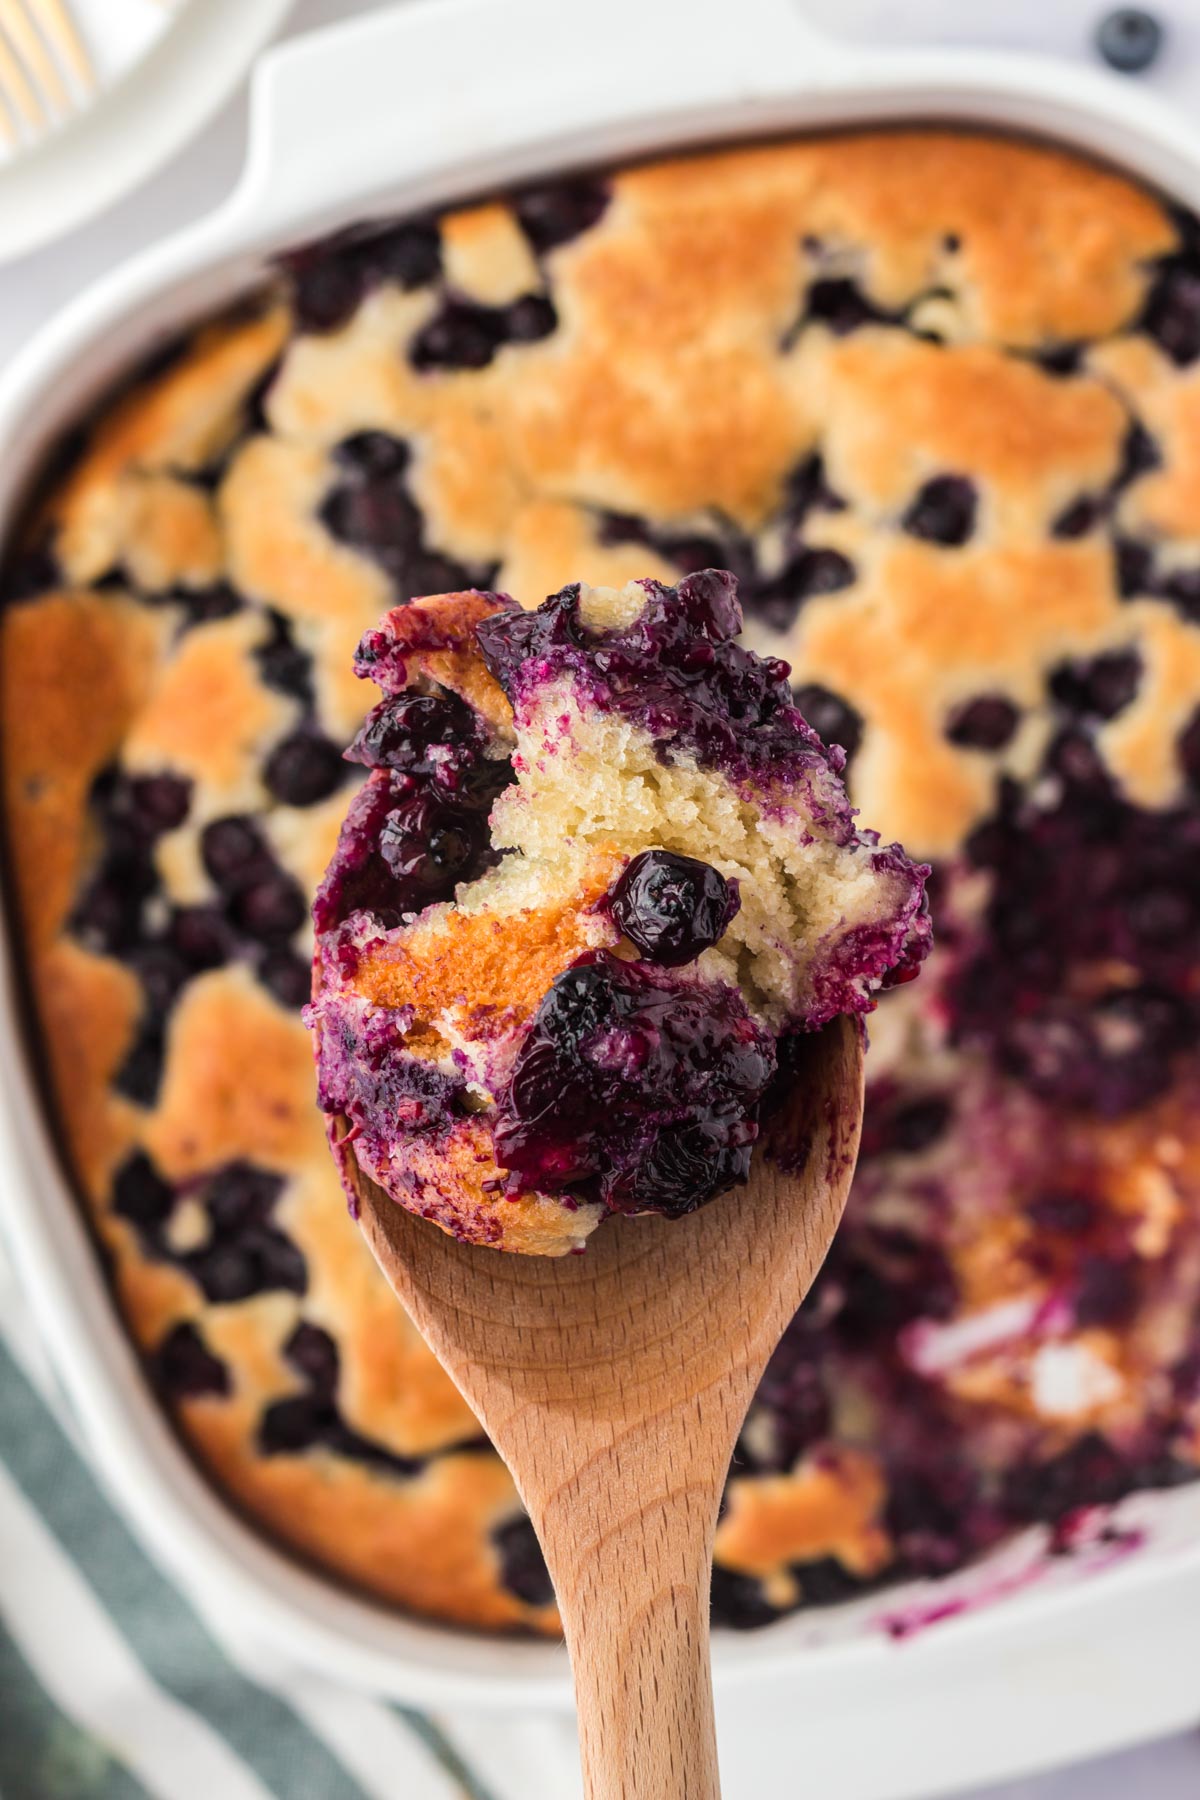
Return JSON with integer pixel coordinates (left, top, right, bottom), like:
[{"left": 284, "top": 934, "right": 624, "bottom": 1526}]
[{"left": 3, "top": 126, "right": 1199, "bottom": 1631}]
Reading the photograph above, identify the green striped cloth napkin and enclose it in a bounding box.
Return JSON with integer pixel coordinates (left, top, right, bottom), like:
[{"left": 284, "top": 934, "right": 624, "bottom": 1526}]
[{"left": 0, "top": 1232, "right": 581, "bottom": 1800}]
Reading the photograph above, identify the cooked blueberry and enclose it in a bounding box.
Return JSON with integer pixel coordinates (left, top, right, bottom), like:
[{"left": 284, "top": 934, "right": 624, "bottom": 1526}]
[
  {"left": 333, "top": 431, "right": 410, "bottom": 480},
  {"left": 126, "top": 944, "right": 188, "bottom": 1016},
  {"left": 201, "top": 815, "right": 271, "bottom": 890},
  {"left": 1161, "top": 565, "right": 1200, "bottom": 621},
  {"left": 515, "top": 178, "right": 610, "bottom": 254},
  {"left": 255, "top": 611, "right": 314, "bottom": 705},
  {"left": 782, "top": 452, "right": 846, "bottom": 527},
  {"left": 1052, "top": 494, "right": 1104, "bottom": 539},
  {"left": 185, "top": 1163, "right": 306, "bottom": 1303},
  {"left": 1114, "top": 535, "right": 1155, "bottom": 597},
  {"left": 1129, "top": 884, "right": 1196, "bottom": 942},
  {"left": 365, "top": 221, "right": 442, "bottom": 290},
  {"left": 284, "top": 1322, "right": 339, "bottom": 1396},
  {"left": 754, "top": 547, "right": 855, "bottom": 633},
  {"left": 410, "top": 301, "right": 506, "bottom": 371},
  {"left": 505, "top": 294, "right": 557, "bottom": 342},
  {"left": 1074, "top": 1254, "right": 1138, "bottom": 1327},
  {"left": 1117, "top": 418, "right": 1162, "bottom": 486},
  {"left": 1049, "top": 648, "right": 1141, "bottom": 720},
  {"left": 127, "top": 773, "right": 191, "bottom": 834},
  {"left": 169, "top": 905, "right": 235, "bottom": 970},
  {"left": 1004, "top": 1432, "right": 1130, "bottom": 1521},
  {"left": 291, "top": 254, "right": 366, "bottom": 334},
  {"left": 113, "top": 1016, "right": 167, "bottom": 1107},
  {"left": 496, "top": 951, "right": 775, "bottom": 1217},
  {"left": 791, "top": 683, "right": 863, "bottom": 763},
  {"left": 264, "top": 730, "right": 348, "bottom": 807},
  {"left": 230, "top": 871, "right": 307, "bottom": 942},
  {"left": 945, "top": 694, "right": 1019, "bottom": 750},
  {"left": 492, "top": 1515, "right": 554, "bottom": 1607},
  {"left": 165, "top": 582, "right": 245, "bottom": 628},
  {"left": 1002, "top": 986, "right": 1191, "bottom": 1116},
  {"left": 753, "top": 1318, "right": 831, "bottom": 1466},
  {"left": 886, "top": 1095, "right": 952, "bottom": 1155},
  {"left": 1140, "top": 254, "right": 1200, "bottom": 366},
  {"left": 805, "top": 277, "right": 886, "bottom": 335},
  {"left": 902, "top": 475, "right": 977, "bottom": 546},
  {"left": 321, "top": 479, "right": 422, "bottom": 565},
  {"left": 349, "top": 689, "right": 478, "bottom": 772},
  {"left": 112, "top": 1150, "right": 174, "bottom": 1231},
  {"left": 1036, "top": 341, "right": 1085, "bottom": 377},
  {"left": 1025, "top": 1189, "right": 1097, "bottom": 1234},
  {"left": 610, "top": 850, "right": 739, "bottom": 967},
  {"left": 259, "top": 1393, "right": 325, "bottom": 1454},
  {"left": 1, "top": 538, "right": 61, "bottom": 603},
  {"left": 710, "top": 1565, "right": 781, "bottom": 1630},
  {"left": 1096, "top": 8, "right": 1163, "bottom": 74},
  {"left": 152, "top": 1322, "right": 230, "bottom": 1399},
  {"left": 259, "top": 948, "right": 312, "bottom": 1009}
]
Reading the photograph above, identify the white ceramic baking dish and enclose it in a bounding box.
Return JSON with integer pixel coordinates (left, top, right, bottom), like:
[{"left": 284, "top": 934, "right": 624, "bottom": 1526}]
[{"left": 3, "top": 3, "right": 1200, "bottom": 1794}]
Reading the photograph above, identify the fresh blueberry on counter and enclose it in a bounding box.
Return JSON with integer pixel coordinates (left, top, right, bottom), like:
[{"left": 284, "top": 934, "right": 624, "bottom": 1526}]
[{"left": 1096, "top": 8, "right": 1164, "bottom": 73}]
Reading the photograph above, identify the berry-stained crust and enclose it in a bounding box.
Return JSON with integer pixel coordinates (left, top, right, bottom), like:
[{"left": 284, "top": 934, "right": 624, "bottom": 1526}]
[
  {"left": 308, "top": 574, "right": 928, "bottom": 1251},
  {"left": 3, "top": 128, "right": 1200, "bottom": 1627}
]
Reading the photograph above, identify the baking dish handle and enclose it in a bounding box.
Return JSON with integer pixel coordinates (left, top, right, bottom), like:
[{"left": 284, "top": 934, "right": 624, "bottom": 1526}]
[{"left": 238, "top": 0, "right": 853, "bottom": 231}]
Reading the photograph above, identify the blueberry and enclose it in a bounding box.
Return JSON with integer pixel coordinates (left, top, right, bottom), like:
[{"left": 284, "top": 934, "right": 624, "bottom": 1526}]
[
  {"left": 753, "top": 547, "right": 856, "bottom": 633},
  {"left": 169, "top": 905, "right": 235, "bottom": 970},
  {"left": 201, "top": 816, "right": 269, "bottom": 890},
  {"left": 127, "top": 774, "right": 191, "bottom": 834},
  {"left": 321, "top": 481, "right": 423, "bottom": 565},
  {"left": 113, "top": 1016, "right": 167, "bottom": 1107},
  {"left": 945, "top": 694, "right": 1019, "bottom": 751},
  {"left": 1114, "top": 535, "right": 1155, "bottom": 596},
  {"left": 492, "top": 1515, "right": 554, "bottom": 1607},
  {"left": 610, "top": 850, "right": 739, "bottom": 967},
  {"left": 1074, "top": 1254, "right": 1138, "bottom": 1328},
  {"left": 496, "top": 951, "right": 775, "bottom": 1217},
  {"left": 1049, "top": 649, "right": 1142, "bottom": 720},
  {"left": 504, "top": 294, "right": 557, "bottom": 343},
  {"left": 152, "top": 1322, "right": 230, "bottom": 1399},
  {"left": 258, "top": 948, "right": 312, "bottom": 1010},
  {"left": 710, "top": 1565, "right": 781, "bottom": 1630},
  {"left": 264, "top": 730, "right": 348, "bottom": 807},
  {"left": 1025, "top": 1190, "right": 1097, "bottom": 1234},
  {"left": 886, "top": 1095, "right": 952, "bottom": 1155},
  {"left": 259, "top": 1394, "right": 325, "bottom": 1454},
  {"left": 515, "top": 178, "right": 609, "bottom": 254},
  {"left": 230, "top": 871, "right": 307, "bottom": 942},
  {"left": 364, "top": 222, "right": 442, "bottom": 290},
  {"left": 805, "top": 277, "right": 886, "bottom": 335},
  {"left": 791, "top": 683, "right": 863, "bottom": 763},
  {"left": 410, "top": 301, "right": 506, "bottom": 371},
  {"left": 112, "top": 1150, "right": 174, "bottom": 1231},
  {"left": 333, "top": 431, "right": 410, "bottom": 480},
  {"left": 1052, "top": 494, "right": 1104, "bottom": 539},
  {"left": 292, "top": 255, "right": 366, "bottom": 334},
  {"left": 255, "top": 612, "right": 314, "bottom": 704},
  {"left": 1140, "top": 254, "right": 1200, "bottom": 366},
  {"left": 284, "top": 1322, "right": 340, "bottom": 1396},
  {"left": 1095, "top": 8, "right": 1163, "bottom": 73},
  {"left": 902, "top": 475, "right": 977, "bottom": 546},
  {"left": 348, "top": 690, "right": 479, "bottom": 772}
]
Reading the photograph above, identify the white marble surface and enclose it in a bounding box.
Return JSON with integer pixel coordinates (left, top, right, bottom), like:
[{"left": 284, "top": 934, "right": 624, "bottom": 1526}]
[{"left": 1, "top": 2, "right": 1198, "bottom": 1795}]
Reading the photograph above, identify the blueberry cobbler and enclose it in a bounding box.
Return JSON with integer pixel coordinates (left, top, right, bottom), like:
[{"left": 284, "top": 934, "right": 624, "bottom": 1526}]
[
  {"left": 5, "top": 129, "right": 1200, "bottom": 1631},
  {"left": 307, "top": 574, "right": 927, "bottom": 1253}
]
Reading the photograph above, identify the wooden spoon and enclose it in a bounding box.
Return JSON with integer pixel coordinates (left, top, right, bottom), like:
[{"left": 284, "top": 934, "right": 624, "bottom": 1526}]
[{"left": 344, "top": 1014, "right": 864, "bottom": 1800}]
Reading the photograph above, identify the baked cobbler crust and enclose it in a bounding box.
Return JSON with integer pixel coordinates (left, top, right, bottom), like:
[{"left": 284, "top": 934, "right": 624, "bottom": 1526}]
[{"left": 5, "top": 129, "right": 1200, "bottom": 1631}]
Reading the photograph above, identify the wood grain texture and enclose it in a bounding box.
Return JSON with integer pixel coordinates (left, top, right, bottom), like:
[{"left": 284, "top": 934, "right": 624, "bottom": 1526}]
[{"left": 344, "top": 1015, "right": 865, "bottom": 1800}]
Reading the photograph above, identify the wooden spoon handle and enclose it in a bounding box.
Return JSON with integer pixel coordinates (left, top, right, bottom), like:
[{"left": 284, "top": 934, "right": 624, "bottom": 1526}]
[{"left": 532, "top": 1465, "right": 722, "bottom": 1799}]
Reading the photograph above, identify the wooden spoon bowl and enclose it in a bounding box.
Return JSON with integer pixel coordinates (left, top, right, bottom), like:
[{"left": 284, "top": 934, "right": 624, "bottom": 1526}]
[{"left": 343, "top": 1014, "right": 865, "bottom": 1800}]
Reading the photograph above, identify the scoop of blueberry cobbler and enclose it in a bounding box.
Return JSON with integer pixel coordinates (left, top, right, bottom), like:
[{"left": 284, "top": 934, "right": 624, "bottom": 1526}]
[{"left": 307, "top": 571, "right": 929, "bottom": 1254}]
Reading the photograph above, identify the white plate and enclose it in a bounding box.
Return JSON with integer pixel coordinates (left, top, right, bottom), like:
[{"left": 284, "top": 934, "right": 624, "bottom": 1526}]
[
  {"left": 0, "top": 0, "right": 292, "bottom": 264},
  {"left": 2, "top": 3, "right": 1200, "bottom": 1794}
]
